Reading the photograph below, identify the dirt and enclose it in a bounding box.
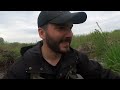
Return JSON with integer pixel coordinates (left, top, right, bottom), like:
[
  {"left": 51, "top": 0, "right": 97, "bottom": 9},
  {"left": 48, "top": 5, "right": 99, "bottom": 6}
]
[
  {"left": 0, "top": 71, "right": 5, "bottom": 79},
  {"left": 0, "top": 67, "right": 7, "bottom": 79}
]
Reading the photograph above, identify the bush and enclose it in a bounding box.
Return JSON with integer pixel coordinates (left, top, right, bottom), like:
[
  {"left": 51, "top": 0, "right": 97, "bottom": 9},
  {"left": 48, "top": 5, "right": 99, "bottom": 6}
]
[{"left": 0, "top": 37, "right": 4, "bottom": 44}]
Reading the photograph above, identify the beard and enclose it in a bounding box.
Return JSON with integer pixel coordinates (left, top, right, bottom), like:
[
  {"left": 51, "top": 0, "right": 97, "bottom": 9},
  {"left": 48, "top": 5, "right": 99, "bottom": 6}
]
[{"left": 45, "top": 32, "right": 72, "bottom": 54}]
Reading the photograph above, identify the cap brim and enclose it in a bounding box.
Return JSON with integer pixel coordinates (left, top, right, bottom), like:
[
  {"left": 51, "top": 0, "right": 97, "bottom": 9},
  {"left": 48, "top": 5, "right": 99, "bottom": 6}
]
[{"left": 49, "top": 12, "right": 87, "bottom": 24}]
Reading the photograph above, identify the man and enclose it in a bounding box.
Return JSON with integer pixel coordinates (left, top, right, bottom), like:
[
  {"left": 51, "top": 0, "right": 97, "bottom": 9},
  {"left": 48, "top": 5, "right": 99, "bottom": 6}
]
[{"left": 3, "top": 11, "right": 120, "bottom": 79}]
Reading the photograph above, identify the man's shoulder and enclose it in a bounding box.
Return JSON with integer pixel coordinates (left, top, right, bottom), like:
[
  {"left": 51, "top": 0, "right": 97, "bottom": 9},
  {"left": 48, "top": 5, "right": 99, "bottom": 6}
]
[
  {"left": 72, "top": 49, "right": 99, "bottom": 65},
  {"left": 20, "top": 41, "right": 42, "bottom": 56},
  {"left": 3, "top": 56, "right": 29, "bottom": 79},
  {"left": 10, "top": 57, "right": 25, "bottom": 70},
  {"left": 20, "top": 45, "right": 35, "bottom": 56},
  {"left": 72, "top": 49, "right": 89, "bottom": 60}
]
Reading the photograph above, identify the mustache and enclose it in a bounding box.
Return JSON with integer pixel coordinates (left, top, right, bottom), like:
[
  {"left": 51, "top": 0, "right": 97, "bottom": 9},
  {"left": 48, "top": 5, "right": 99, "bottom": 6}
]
[{"left": 61, "top": 37, "right": 72, "bottom": 43}]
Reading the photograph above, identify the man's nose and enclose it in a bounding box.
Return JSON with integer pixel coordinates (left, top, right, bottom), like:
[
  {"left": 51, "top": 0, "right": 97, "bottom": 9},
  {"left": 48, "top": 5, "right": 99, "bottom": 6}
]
[{"left": 65, "top": 30, "right": 73, "bottom": 38}]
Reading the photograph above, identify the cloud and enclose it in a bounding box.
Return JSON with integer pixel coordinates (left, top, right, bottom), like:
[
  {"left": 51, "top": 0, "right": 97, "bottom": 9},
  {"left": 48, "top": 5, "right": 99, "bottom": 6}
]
[
  {"left": 0, "top": 11, "right": 120, "bottom": 43},
  {"left": 0, "top": 11, "right": 40, "bottom": 43},
  {"left": 72, "top": 11, "right": 120, "bottom": 35}
]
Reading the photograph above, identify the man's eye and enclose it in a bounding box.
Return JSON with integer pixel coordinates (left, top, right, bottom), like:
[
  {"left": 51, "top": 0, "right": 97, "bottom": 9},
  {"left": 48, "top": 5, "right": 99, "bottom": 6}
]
[
  {"left": 59, "top": 27, "right": 65, "bottom": 29},
  {"left": 58, "top": 26, "right": 72, "bottom": 30}
]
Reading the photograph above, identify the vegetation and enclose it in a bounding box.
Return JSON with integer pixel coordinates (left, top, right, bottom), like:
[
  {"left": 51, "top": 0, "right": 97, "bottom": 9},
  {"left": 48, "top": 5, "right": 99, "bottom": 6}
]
[
  {"left": 0, "top": 37, "right": 4, "bottom": 44},
  {"left": 71, "top": 29, "right": 120, "bottom": 74},
  {"left": 0, "top": 26, "right": 120, "bottom": 73},
  {"left": 0, "top": 42, "right": 34, "bottom": 70}
]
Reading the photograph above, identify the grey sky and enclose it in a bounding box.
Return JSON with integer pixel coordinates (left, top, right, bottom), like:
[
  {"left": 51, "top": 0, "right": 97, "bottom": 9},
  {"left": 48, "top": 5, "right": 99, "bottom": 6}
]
[{"left": 0, "top": 11, "right": 120, "bottom": 43}]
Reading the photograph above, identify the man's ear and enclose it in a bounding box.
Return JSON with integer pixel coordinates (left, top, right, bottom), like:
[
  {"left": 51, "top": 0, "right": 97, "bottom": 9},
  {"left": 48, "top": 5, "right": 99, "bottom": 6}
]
[{"left": 38, "top": 27, "right": 46, "bottom": 39}]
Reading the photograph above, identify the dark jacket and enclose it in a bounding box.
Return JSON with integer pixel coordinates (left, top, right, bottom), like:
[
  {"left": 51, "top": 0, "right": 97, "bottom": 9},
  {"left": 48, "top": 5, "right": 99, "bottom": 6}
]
[{"left": 3, "top": 41, "right": 120, "bottom": 79}]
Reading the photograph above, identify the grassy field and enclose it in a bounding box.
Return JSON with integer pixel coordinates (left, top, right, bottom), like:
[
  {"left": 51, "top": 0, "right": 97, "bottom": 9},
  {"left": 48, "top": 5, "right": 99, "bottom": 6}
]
[
  {"left": 71, "top": 29, "right": 120, "bottom": 74},
  {"left": 0, "top": 29, "right": 120, "bottom": 74}
]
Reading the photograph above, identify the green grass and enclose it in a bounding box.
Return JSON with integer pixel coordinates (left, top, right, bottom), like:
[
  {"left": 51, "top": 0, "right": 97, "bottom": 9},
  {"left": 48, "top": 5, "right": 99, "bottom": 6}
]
[
  {"left": 71, "top": 34, "right": 90, "bottom": 49},
  {"left": 0, "top": 29, "right": 120, "bottom": 73},
  {"left": 71, "top": 29, "right": 120, "bottom": 73},
  {"left": 0, "top": 42, "right": 34, "bottom": 63},
  {"left": 102, "top": 39, "right": 120, "bottom": 73}
]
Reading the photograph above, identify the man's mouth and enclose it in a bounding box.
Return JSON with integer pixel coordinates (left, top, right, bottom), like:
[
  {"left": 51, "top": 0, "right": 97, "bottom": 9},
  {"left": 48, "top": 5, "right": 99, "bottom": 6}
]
[
  {"left": 61, "top": 42, "right": 70, "bottom": 48},
  {"left": 61, "top": 38, "right": 72, "bottom": 43}
]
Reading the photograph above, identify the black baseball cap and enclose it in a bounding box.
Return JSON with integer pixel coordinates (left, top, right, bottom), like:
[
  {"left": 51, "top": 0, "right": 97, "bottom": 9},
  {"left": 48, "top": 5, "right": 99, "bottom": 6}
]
[{"left": 37, "top": 11, "right": 87, "bottom": 28}]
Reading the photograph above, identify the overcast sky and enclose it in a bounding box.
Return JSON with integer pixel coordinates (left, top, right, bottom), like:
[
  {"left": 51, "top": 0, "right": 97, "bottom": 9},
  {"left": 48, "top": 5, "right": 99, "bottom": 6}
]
[{"left": 0, "top": 11, "right": 120, "bottom": 43}]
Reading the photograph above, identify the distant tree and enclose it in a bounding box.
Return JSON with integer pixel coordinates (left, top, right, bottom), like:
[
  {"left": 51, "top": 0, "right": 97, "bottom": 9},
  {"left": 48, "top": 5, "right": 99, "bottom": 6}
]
[
  {"left": 0, "top": 37, "right": 4, "bottom": 44},
  {"left": 113, "top": 29, "right": 120, "bottom": 32}
]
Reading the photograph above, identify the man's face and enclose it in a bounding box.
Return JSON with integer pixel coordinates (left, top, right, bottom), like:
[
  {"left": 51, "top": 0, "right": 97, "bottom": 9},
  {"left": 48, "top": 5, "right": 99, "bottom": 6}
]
[{"left": 44, "top": 23, "right": 73, "bottom": 54}]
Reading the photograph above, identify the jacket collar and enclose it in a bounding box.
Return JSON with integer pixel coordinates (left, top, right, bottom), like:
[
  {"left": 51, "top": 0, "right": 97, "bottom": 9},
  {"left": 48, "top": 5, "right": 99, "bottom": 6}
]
[{"left": 24, "top": 41, "right": 79, "bottom": 75}]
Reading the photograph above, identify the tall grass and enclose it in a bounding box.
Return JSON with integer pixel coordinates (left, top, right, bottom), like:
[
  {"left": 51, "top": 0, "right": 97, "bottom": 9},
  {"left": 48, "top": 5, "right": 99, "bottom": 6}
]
[
  {"left": 71, "top": 34, "right": 91, "bottom": 49},
  {"left": 103, "top": 43, "right": 120, "bottom": 73},
  {"left": 71, "top": 27, "right": 120, "bottom": 73},
  {"left": 0, "top": 28, "right": 120, "bottom": 73},
  {"left": 101, "top": 31, "right": 120, "bottom": 73},
  {"left": 90, "top": 30, "right": 110, "bottom": 59}
]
